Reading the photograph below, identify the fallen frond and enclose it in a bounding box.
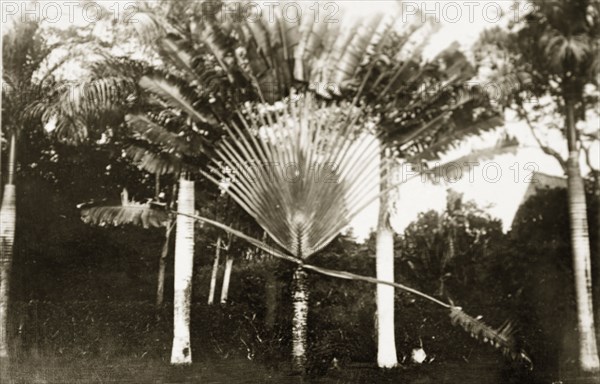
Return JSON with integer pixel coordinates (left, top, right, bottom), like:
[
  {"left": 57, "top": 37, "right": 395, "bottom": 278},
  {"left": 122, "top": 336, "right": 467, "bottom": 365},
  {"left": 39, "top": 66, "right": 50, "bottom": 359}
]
[
  {"left": 80, "top": 201, "right": 169, "bottom": 229},
  {"left": 449, "top": 306, "right": 533, "bottom": 368}
]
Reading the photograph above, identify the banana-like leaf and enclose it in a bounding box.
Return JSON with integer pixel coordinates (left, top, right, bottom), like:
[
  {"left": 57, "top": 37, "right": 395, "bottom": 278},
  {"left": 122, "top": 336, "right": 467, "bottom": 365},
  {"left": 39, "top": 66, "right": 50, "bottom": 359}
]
[
  {"left": 410, "top": 115, "right": 505, "bottom": 162},
  {"left": 80, "top": 202, "right": 170, "bottom": 229},
  {"left": 125, "top": 113, "right": 205, "bottom": 156},
  {"left": 158, "top": 37, "right": 198, "bottom": 80},
  {"left": 124, "top": 143, "right": 183, "bottom": 176},
  {"left": 139, "top": 76, "right": 217, "bottom": 125},
  {"left": 204, "top": 92, "right": 380, "bottom": 259},
  {"left": 409, "top": 135, "right": 521, "bottom": 185}
]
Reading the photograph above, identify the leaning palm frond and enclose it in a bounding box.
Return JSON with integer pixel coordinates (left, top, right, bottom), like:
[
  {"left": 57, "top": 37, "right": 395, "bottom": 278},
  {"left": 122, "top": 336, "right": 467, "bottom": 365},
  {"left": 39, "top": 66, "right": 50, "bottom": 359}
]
[
  {"left": 449, "top": 306, "right": 532, "bottom": 367},
  {"left": 411, "top": 115, "right": 505, "bottom": 162},
  {"left": 126, "top": 113, "right": 207, "bottom": 156},
  {"left": 204, "top": 92, "right": 380, "bottom": 259},
  {"left": 168, "top": 207, "right": 532, "bottom": 369},
  {"left": 138, "top": 75, "right": 218, "bottom": 125},
  {"left": 80, "top": 201, "right": 170, "bottom": 229}
]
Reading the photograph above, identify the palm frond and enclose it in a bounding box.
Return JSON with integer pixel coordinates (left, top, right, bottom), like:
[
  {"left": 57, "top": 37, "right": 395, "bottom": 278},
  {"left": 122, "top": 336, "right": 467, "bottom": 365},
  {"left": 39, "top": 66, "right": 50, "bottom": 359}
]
[
  {"left": 139, "top": 75, "right": 217, "bottom": 125},
  {"left": 204, "top": 92, "right": 380, "bottom": 259},
  {"left": 413, "top": 135, "right": 521, "bottom": 185},
  {"left": 410, "top": 115, "right": 505, "bottom": 162},
  {"left": 55, "top": 76, "right": 137, "bottom": 119},
  {"left": 158, "top": 37, "right": 198, "bottom": 79},
  {"left": 124, "top": 143, "right": 183, "bottom": 176},
  {"left": 449, "top": 306, "right": 532, "bottom": 368},
  {"left": 171, "top": 208, "right": 532, "bottom": 368},
  {"left": 80, "top": 202, "right": 170, "bottom": 229},
  {"left": 125, "top": 113, "right": 205, "bottom": 156}
]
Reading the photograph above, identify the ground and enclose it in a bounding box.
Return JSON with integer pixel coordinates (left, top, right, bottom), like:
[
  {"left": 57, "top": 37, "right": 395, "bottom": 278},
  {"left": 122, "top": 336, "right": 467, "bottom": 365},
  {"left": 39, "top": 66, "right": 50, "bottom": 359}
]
[{"left": 4, "top": 356, "right": 597, "bottom": 384}]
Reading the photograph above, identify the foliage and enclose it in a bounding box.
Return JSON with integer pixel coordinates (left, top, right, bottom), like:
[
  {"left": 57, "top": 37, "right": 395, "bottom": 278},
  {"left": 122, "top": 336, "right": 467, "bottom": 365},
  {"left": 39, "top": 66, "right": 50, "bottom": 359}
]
[
  {"left": 206, "top": 93, "right": 380, "bottom": 259},
  {"left": 449, "top": 307, "right": 531, "bottom": 367},
  {"left": 398, "top": 190, "right": 504, "bottom": 299},
  {"left": 80, "top": 201, "right": 170, "bottom": 229}
]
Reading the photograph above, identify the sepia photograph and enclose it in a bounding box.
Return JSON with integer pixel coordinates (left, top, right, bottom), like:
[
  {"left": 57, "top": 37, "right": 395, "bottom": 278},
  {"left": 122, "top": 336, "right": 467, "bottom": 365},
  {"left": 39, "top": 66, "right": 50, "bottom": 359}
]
[{"left": 0, "top": 0, "right": 599, "bottom": 382}]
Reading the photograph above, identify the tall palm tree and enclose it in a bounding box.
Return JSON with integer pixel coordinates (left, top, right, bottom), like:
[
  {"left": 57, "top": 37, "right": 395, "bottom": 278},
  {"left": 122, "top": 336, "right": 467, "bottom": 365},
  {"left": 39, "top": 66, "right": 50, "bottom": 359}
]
[
  {"left": 491, "top": 0, "right": 600, "bottom": 372},
  {"left": 184, "top": 4, "right": 503, "bottom": 367},
  {"left": 80, "top": 105, "right": 217, "bottom": 363},
  {"left": 1, "top": 19, "right": 94, "bottom": 359}
]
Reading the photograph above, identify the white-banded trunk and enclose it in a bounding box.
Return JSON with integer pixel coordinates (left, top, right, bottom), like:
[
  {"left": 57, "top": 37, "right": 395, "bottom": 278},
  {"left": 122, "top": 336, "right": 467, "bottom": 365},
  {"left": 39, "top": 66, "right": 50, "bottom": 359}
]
[
  {"left": 376, "top": 223, "right": 398, "bottom": 368},
  {"left": 567, "top": 151, "right": 600, "bottom": 372},
  {"left": 564, "top": 101, "right": 600, "bottom": 372},
  {"left": 0, "top": 185, "right": 16, "bottom": 359},
  {"left": 208, "top": 237, "right": 221, "bottom": 305},
  {"left": 0, "top": 135, "right": 17, "bottom": 359},
  {"left": 220, "top": 254, "right": 233, "bottom": 304},
  {"left": 376, "top": 154, "right": 398, "bottom": 368},
  {"left": 170, "top": 177, "right": 195, "bottom": 365},
  {"left": 291, "top": 266, "right": 308, "bottom": 372}
]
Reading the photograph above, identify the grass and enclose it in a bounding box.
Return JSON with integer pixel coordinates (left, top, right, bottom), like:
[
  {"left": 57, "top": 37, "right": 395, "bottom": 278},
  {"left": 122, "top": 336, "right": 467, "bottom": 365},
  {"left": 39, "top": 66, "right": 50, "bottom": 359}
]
[{"left": 1, "top": 355, "right": 563, "bottom": 384}]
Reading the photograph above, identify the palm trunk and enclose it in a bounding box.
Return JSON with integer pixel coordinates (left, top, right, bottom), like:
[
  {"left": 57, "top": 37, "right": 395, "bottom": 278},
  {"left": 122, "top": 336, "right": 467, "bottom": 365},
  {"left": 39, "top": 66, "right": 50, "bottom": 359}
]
[
  {"left": 376, "top": 153, "right": 398, "bottom": 368},
  {"left": 0, "top": 134, "right": 17, "bottom": 359},
  {"left": 291, "top": 265, "right": 308, "bottom": 373},
  {"left": 565, "top": 101, "right": 600, "bottom": 372},
  {"left": 170, "top": 176, "right": 195, "bottom": 365},
  {"left": 208, "top": 237, "right": 222, "bottom": 305},
  {"left": 265, "top": 269, "right": 277, "bottom": 331},
  {"left": 438, "top": 233, "right": 454, "bottom": 297},
  {"left": 220, "top": 253, "right": 233, "bottom": 304},
  {"left": 156, "top": 220, "right": 174, "bottom": 308},
  {"left": 595, "top": 172, "right": 600, "bottom": 333}
]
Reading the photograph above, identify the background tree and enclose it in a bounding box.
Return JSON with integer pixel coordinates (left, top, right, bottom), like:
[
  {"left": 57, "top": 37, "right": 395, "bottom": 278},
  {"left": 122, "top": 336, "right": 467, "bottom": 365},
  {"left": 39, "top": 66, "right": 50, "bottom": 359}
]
[{"left": 476, "top": 0, "right": 600, "bottom": 372}]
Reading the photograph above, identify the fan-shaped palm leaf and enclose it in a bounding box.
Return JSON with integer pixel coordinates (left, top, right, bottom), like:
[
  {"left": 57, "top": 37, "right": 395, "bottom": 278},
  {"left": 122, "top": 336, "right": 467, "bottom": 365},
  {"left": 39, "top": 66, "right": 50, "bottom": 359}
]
[{"left": 204, "top": 92, "right": 380, "bottom": 259}]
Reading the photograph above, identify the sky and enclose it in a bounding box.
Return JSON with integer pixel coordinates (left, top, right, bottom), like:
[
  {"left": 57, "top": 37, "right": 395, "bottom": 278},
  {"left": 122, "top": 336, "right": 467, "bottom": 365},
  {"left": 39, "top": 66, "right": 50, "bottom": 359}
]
[{"left": 339, "top": 1, "right": 599, "bottom": 240}]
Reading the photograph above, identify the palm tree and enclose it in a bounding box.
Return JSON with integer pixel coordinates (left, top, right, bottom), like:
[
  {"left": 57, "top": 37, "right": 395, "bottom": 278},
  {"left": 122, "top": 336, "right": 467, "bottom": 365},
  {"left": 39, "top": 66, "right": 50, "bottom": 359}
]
[
  {"left": 203, "top": 94, "right": 381, "bottom": 371},
  {"left": 170, "top": 173, "right": 195, "bottom": 364},
  {"left": 489, "top": 0, "right": 600, "bottom": 372},
  {"left": 86, "top": 106, "right": 217, "bottom": 363},
  {"left": 191, "top": 5, "right": 504, "bottom": 367},
  {"left": 1, "top": 19, "right": 94, "bottom": 359}
]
